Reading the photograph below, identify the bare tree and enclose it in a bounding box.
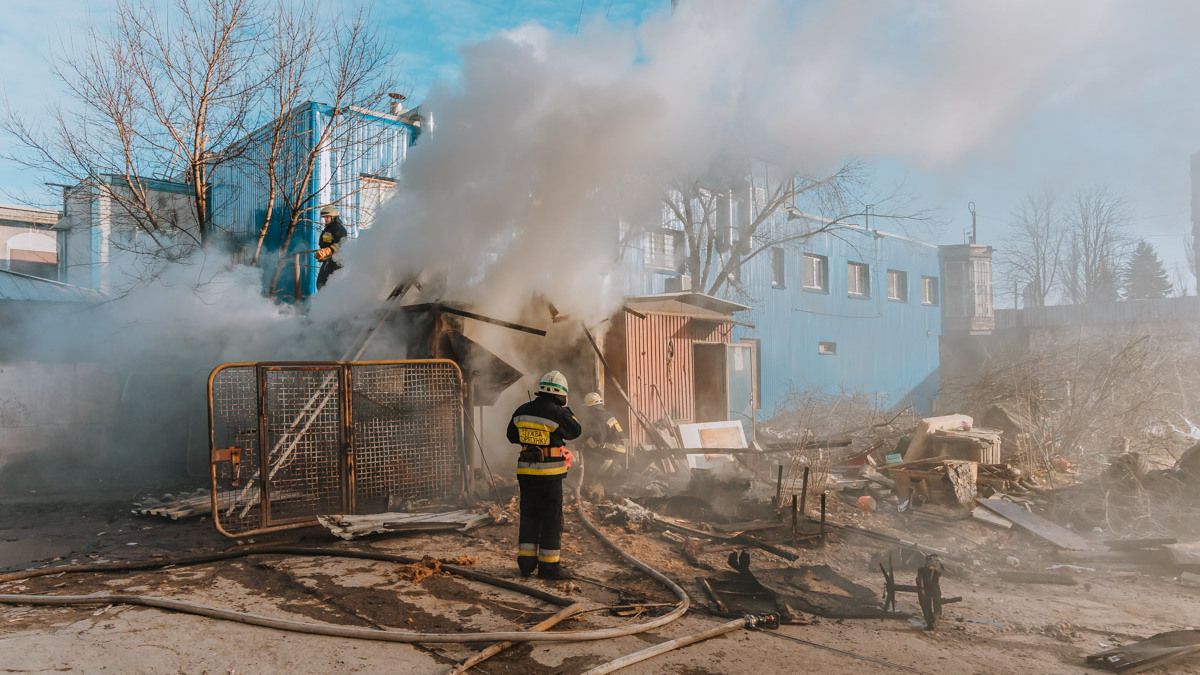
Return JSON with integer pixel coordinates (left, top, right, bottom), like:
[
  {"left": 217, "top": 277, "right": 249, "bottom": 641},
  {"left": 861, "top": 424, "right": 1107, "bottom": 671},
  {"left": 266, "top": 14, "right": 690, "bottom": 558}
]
[
  {"left": 639, "top": 161, "right": 911, "bottom": 298},
  {"left": 1001, "top": 190, "right": 1064, "bottom": 307},
  {"left": 2, "top": 0, "right": 261, "bottom": 258},
  {"left": 1062, "top": 187, "right": 1129, "bottom": 304},
  {"left": 253, "top": 5, "right": 396, "bottom": 294},
  {"left": 3, "top": 0, "right": 395, "bottom": 295}
]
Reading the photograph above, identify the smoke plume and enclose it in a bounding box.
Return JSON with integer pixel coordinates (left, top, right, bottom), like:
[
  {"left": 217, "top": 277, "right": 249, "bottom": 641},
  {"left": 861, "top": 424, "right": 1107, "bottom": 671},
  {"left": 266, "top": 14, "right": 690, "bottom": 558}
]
[{"left": 1, "top": 0, "right": 1130, "bottom": 492}]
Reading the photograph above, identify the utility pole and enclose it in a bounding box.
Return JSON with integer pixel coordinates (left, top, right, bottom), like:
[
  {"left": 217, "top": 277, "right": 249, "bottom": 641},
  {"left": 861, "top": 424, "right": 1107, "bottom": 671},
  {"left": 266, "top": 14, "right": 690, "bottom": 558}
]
[{"left": 968, "top": 201, "right": 977, "bottom": 245}]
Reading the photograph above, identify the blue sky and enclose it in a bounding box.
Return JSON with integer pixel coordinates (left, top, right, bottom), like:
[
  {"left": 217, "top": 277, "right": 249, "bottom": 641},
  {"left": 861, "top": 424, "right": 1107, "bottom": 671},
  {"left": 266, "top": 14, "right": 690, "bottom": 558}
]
[
  {"left": 0, "top": 0, "right": 665, "bottom": 204},
  {"left": 2, "top": 0, "right": 1199, "bottom": 291}
]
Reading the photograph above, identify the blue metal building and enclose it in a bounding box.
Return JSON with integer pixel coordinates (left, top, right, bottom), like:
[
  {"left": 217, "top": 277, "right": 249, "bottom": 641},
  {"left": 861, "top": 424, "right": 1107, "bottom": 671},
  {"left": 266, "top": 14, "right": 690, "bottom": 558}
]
[
  {"left": 209, "top": 101, "right": 422, "bottom": 298},
  {"left": 732, "top": 224, "right": 942, "bottom": 416},
  {"left": 620, "top": 214, "right": 943, "bottom": 418}
]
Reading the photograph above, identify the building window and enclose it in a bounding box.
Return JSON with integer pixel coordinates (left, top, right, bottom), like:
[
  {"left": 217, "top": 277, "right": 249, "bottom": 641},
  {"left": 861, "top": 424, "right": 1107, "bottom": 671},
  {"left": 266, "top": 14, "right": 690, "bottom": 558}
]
[
  {"left": 802, "top": 253, "right": 827, "bottom": 291},
  {"left": 921, "top": 276, "right": 939, "bottom": 305},
  {"left": 847, "top": 262, "right": 870, "bottom": 297},
  {"left": 646, "top": 229, "right": 683, "bottom": 270},
  {"left": 973, "top": 259, "right": 994, "bottom": 318},
  {"left": 818, "top": 341, "right": 837, "bottom": 355},
  {"left": 357, "top": 175, "right": 397, "bottom": 235},
  {"left": 887, "top": 269, "right": 908, "bottom": 302},
  {"left": 771, "top": 247, "right": 785, "bottom": 288}
]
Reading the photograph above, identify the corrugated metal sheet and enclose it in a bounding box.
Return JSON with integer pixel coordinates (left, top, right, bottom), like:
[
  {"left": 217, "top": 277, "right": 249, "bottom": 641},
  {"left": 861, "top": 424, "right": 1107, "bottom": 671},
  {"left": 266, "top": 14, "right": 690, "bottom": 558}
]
[
  {"left": 0, "top": 269, "right": 105, "bottom": 303},
  {"left": 611, "top": 308, "right": 732, "bottom": 447}
]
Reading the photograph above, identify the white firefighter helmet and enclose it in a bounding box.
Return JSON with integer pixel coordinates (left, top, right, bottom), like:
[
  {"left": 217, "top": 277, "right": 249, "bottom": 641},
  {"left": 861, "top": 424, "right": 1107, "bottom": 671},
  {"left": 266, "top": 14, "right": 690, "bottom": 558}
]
[
  {"left": 537, "top": 370, "right": 569, "bottom": 397},
  {"left": 320, "top": 205, "right": 339, "bottom": 218},
  {"left": 584, "top": 392, "right": 603, "bottom": 407}
]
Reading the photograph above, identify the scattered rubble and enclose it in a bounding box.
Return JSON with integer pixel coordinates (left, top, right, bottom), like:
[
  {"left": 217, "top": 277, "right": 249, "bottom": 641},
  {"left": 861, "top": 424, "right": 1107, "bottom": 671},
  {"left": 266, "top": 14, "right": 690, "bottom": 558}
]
[
  {"left": 131, "top": 489, "right": 212, "bottom": 520},
  {"left": 395, "top": 555, "right": 479, "bottom": 584}
]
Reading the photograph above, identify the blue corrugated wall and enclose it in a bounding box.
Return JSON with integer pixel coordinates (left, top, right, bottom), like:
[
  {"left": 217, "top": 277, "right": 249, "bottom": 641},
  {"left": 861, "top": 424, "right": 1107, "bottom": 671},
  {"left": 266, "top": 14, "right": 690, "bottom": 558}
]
[
  {"left": 731, "top": 225, "right": 941, "bottom": 416},
  {"left": 209, "top": 102, "right": 415, "bottom": 299}
]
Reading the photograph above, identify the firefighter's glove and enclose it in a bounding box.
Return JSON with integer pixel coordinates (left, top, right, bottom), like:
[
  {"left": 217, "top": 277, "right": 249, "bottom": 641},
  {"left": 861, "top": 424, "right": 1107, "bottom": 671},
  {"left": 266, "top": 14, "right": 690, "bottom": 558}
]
[
  {"left": 315, "top": 247, "right": 333, "bottom": 262},
  {"left": 563, "top": 448, "right": 574, "bottom": 470}
]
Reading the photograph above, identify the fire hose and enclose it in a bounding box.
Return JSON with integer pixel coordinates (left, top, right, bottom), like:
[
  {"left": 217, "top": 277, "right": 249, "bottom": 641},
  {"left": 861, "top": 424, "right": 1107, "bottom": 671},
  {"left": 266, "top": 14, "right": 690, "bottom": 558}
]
[{"left": 0, "top": 461, "right": 688, "bottom": 646}]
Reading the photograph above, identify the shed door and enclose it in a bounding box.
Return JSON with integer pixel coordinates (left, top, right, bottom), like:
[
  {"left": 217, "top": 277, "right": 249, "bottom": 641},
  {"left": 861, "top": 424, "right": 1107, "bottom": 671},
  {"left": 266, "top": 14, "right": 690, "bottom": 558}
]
[
  {"left": 693, "top": 343, "right": 728, "bottom": 423},
  {"left": 727, "top": 342, "right": 756, "bottom": 432}
]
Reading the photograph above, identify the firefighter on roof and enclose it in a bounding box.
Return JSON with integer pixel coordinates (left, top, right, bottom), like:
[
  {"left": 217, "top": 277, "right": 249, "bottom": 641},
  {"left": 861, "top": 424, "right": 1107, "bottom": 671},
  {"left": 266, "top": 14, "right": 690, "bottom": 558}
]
[
  {"left": 506, "top": 370, "right": 581, "bottom": 580},
  {"left": 580, "top": 392, "right": 628, "bottom": 478},
  {"left": 315, "top": 205, "right": 347, "bottom": 289}
]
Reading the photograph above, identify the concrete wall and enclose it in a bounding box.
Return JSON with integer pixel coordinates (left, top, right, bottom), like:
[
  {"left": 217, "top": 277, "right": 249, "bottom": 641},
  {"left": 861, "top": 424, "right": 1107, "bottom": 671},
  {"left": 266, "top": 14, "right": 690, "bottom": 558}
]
[
  {"left": 0, "top": 206, "right": 59, "bottom": 280},
  {"left": 0, "top": 362, "right": 120, "bottom": 472}
]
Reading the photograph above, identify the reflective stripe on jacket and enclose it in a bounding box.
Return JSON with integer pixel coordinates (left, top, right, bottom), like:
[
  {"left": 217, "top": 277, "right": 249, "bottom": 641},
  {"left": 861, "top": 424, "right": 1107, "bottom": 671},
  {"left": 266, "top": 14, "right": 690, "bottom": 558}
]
[{"left": 507, "top": 393, "right": 581, "bottom": 477}]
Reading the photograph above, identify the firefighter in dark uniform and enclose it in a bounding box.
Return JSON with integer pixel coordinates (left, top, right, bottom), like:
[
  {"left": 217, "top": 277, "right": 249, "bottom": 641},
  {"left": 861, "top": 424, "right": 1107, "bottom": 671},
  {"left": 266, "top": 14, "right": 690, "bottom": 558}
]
[
  {"left": 580, "top": 392, "right": 628, "bottom": 479},
  {"left": 315, "top": 205, "right": 347, "bottom": 289},
  {"left": 506, "top": 370, "right": 581, "bottom": 579}
]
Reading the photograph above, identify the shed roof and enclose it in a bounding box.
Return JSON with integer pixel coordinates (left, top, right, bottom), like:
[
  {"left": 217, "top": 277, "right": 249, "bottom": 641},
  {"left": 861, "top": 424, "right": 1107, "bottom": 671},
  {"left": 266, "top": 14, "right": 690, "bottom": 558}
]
[
  {"left": 0, "top": 205, "right": 60, "bottom": 228},
  {"left": 624, "top": 292, "right": 750, "bottom": 320},
  {"left": 0, "top": 269, "right": 106, "bottom": 303}
]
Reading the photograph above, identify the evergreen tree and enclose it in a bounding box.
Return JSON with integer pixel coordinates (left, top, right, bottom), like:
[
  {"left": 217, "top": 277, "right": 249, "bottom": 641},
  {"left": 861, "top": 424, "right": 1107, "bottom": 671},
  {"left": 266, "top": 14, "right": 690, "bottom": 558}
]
[{"left": 1123, "top": 240, "right": 1173, "bottom": 299}]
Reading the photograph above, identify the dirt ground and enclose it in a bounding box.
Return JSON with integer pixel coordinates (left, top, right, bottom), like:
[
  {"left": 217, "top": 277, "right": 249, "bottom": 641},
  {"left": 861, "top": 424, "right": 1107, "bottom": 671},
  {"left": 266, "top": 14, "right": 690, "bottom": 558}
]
[{"left": 0, "top": 490, "right": 1198, "bottom": 675}]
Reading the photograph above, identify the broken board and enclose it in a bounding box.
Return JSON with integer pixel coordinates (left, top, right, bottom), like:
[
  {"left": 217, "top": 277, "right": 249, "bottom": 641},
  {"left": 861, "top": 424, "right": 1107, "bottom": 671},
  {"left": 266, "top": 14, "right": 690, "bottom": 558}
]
[
  {"left": 318, "top": 510, "right": 491, "bottom": 540},
  {"left": 1165, "top": 541, "right": 1200, "bottom": 566},
  {"left": 677, "top": 421, "right": 746, "bottom": 470},
  {"left": 975, "top": 498, "right": 1094, "bottom": 550},
  {"left": 1088, "top": 630, "right": 1200, "bottom": 673}
]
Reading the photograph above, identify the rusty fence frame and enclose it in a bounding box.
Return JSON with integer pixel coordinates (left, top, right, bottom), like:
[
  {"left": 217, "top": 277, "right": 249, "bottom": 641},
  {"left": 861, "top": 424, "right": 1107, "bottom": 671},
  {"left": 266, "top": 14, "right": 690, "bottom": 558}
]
[{"left": 208, "top": 359, "right": 468, "bottom": 538}]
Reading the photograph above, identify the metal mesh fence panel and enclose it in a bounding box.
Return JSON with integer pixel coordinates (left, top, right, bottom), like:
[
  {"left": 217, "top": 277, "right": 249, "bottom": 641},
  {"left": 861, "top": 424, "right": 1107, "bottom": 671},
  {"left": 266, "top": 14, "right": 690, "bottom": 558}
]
[
  {"left": 262, "top": 366, "right": 345, "bottom": 523},
  {"left": 210, "top": 360, "right": 465, "bottom": 537},
  {"left": 351, "top": 362, "right": 465, "bottom": 512},
  {"left": 210, "top": 365, "right": 262, "bottom": 535}
]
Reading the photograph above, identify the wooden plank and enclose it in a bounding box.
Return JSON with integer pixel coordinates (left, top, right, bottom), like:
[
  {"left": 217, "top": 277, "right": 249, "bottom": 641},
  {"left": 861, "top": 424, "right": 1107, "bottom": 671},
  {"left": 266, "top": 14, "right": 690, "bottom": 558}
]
[
  {"left": 450, "top": 602, "right": 588, "bottom": 674},
  {"left": 1106, "top": 538, "right": 1177, "bottom": 551},
  {"left": 972, "top": 506, "right": 1012, "bottom": 529},
  {"left": 975, "top": 499, "right": 1094, "bottom": 550},
  {"left": 997, "top": 571, "right": 1078, "bottom": 586}
]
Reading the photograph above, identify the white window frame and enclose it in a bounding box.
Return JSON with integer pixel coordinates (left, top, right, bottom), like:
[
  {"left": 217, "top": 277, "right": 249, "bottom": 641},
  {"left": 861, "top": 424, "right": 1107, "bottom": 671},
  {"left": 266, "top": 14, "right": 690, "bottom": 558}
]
[
  {"left": 645, "top": 228, "right": 683, "bottom": 270},
  {"left": 973, "top": 259, "right": 994, "bottom": 318},
  {"left": 802, "top": 253, "right": 827, "bottom": 291},
  {"left": 921, "top": 276, "right": 939, "bottom": 305},
  {"left": 771, "top": 247, "right": 785, "bottom": 289},
  {"left": 847, "top": 261, "right": 870, "bottom": 297},
  {"left": 887, "top": 269, "right": 908, "bottom": 302}
]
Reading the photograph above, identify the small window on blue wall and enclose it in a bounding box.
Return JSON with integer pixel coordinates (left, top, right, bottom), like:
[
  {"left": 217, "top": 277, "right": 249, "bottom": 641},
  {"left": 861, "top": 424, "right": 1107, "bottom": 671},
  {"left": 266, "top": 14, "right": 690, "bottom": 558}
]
[
  {"left": 771, "top": 247, "right": 785, "bottom": 288},
  {"left": 847, "top": 262, "right": 870, "bottom": 297},
  {"left": 818, "top": 341, "right": 837, "bottom": 355},
  {"left": 887, "top": 269, "right": 908, "bottom": 302},
  {"left": 803, "top": 253, "right": 828, "bottom": 291}
]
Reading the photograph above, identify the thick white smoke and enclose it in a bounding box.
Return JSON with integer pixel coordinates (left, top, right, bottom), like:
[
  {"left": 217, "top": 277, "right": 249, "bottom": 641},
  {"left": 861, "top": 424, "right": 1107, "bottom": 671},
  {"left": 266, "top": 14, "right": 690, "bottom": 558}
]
[
  {"left": 336, "top": 0, "right": 1117, "bottom": 326},
  {"left": 2, "top": 0, "right": 1134, "bottom": 490}
]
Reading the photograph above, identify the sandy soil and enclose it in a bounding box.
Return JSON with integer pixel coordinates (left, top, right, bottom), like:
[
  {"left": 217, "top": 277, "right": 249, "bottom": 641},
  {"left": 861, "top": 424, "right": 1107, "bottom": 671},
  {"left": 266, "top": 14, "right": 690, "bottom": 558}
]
[{"left": 0, "top": 493, "right": 1198, "bottom": 675}]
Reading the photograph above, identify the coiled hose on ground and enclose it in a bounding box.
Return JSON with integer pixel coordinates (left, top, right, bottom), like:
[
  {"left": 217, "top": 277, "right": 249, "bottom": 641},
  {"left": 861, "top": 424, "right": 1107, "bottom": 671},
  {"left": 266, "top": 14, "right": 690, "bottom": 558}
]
[{"left": 0, "top": 457, "right": 688, "bottom": 644}]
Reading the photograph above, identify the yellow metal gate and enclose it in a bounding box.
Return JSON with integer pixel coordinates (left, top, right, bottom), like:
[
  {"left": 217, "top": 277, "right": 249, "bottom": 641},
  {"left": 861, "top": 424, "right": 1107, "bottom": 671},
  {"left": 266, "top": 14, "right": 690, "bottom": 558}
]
[{"left": 208, "top": 360, "right": 467, "bottom": 537}]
